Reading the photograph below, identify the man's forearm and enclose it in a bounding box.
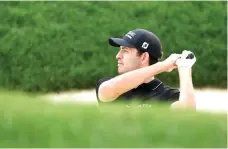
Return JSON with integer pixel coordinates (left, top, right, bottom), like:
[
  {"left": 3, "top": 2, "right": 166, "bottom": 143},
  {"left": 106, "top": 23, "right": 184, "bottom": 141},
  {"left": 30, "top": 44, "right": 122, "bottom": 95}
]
[
  {"left": 98, "top": 62, "right": 167, "bottom": 101},
  {"left": 172, "top": 67, "right": 196, "bottom": 108}
]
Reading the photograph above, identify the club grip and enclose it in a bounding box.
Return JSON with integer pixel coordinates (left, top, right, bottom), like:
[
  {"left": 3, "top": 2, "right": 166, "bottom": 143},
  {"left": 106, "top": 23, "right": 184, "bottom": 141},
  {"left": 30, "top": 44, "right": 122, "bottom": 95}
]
[{"left": 186, "top": 53, "right": 194, "bottom": 59}]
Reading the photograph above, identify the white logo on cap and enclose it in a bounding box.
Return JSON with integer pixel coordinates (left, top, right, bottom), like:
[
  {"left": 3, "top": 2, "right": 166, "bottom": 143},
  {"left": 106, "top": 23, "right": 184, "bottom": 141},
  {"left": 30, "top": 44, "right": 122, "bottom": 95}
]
[
  {"left": 142, "top": 42, "right": 149, "bottom": 49},
  {"left": 125, "top": 31, "right": 136, "bottom": 39}
]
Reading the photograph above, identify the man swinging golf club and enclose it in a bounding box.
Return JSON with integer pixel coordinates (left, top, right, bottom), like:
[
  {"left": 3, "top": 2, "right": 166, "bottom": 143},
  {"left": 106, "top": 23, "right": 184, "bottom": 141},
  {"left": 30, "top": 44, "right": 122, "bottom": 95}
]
[{"left": 96, "top": 28, "right": 196, "bottom": 109}]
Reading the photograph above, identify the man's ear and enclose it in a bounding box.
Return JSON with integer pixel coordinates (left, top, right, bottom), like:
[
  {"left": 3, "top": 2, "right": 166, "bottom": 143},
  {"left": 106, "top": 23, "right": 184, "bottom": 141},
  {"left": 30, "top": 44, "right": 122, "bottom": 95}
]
[{"left": 141, "top": 52, "right": 150, "bottom": 64}]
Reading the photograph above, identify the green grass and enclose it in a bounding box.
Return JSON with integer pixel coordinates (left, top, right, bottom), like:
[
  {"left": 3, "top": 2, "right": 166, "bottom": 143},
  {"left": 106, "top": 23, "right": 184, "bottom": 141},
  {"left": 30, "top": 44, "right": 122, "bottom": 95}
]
[{"left": 0, "top": 90, "right": 227, "bottom": 148}]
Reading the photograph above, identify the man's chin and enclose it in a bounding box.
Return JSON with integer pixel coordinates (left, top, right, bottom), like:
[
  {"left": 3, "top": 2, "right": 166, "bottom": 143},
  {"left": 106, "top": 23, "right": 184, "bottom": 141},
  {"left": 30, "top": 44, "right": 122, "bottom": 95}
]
[
  {"left": 118, "top": 68, "right": 136, "bottom": 74},
  {"left": 118, "top": 71, "right": 123, "bottom": 74},
  {"left": 118, "top": 69, "right": 124, "bottom": 74},
  {"left": 118, "top": 68, "right": 128, "bottom": 74}
]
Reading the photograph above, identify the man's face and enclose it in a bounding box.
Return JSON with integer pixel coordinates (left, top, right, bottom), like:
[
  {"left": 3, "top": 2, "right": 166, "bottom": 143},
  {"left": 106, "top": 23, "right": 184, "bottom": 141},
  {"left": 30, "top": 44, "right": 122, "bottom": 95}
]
[{"left": 116, "top": 46, "right": 142, "bottom": 74}]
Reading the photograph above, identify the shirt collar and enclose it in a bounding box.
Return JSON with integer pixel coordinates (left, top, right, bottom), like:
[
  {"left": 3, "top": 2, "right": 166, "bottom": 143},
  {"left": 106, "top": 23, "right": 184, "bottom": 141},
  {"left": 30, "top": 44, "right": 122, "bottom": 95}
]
[{"left": 140, "top": 78, "right": 163, "bottom": 90}]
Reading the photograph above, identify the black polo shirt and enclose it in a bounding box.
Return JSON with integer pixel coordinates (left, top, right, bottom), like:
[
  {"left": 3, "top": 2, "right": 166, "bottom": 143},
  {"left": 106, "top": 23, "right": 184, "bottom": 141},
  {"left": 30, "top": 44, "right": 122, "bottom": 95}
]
[{"left": 96, "top": 77, "right": 180, "bottom": 105}]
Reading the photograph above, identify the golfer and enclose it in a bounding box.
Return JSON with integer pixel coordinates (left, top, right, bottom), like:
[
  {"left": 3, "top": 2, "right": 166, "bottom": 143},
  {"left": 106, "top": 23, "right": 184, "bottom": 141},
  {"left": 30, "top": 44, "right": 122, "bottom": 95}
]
[{"left": 96, "top": 29, "right": 196, "bottom": 109}]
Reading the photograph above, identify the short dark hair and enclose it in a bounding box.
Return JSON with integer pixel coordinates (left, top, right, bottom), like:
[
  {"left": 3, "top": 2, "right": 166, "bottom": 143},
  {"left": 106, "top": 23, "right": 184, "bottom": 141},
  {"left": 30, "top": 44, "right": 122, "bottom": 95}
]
[{"left": 136, "top": 49, "right": 158, "bottom": 65}]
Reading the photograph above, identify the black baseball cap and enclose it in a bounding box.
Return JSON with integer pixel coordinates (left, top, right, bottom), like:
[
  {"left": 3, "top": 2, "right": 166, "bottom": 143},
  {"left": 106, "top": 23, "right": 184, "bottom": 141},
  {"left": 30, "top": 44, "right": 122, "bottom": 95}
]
[{"left": 108, "top": 29, "right": 163, "bottom": 59}]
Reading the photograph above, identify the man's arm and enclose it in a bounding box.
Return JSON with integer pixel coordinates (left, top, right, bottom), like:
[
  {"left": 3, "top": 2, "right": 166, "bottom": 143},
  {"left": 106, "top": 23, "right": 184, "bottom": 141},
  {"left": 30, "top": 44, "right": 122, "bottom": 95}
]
[
  {"left": 98, "top": 54, "right": 181, "bottom": 102},
  {"left": 171, "top": 67, "right": 196, "bottom": 109},
  {"left": 171, "top": 51, "right": 197, "bottom": 109}
]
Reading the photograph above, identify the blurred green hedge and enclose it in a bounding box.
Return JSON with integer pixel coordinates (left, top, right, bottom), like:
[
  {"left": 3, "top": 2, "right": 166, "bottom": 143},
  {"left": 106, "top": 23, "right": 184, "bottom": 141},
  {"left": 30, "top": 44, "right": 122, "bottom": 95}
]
[{"left": 0, "top": 1, "right": 227, "bottom": 92}]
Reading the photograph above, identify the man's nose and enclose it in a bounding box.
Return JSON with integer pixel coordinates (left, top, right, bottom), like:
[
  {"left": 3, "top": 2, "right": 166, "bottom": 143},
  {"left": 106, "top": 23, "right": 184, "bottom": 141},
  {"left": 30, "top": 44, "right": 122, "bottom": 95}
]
[{"left": 116, "top": 50, "right": 122, "bottom": 60}]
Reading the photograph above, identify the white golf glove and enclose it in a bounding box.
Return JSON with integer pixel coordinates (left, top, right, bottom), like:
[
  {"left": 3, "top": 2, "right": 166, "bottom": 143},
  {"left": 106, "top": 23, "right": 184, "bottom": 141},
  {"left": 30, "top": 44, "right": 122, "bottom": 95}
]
[{"left": 175, "top": 50, "right": 196, "bottom": 68}]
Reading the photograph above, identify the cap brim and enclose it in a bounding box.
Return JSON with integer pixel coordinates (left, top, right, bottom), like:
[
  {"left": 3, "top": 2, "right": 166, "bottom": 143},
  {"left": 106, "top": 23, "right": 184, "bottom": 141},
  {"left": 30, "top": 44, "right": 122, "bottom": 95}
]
[{"left": 108, "top": 38, "right": 135, "bottom": 48}]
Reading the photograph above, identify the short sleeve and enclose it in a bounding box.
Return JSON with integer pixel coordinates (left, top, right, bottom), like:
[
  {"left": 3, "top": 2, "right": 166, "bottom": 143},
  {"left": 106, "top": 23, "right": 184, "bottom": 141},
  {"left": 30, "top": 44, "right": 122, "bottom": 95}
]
[
  {"left": 160, "top": 86, "right": 180, "bottom": 102},
  {"left": 95, "top": 77, "right": 112, "bottom": 102}
]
